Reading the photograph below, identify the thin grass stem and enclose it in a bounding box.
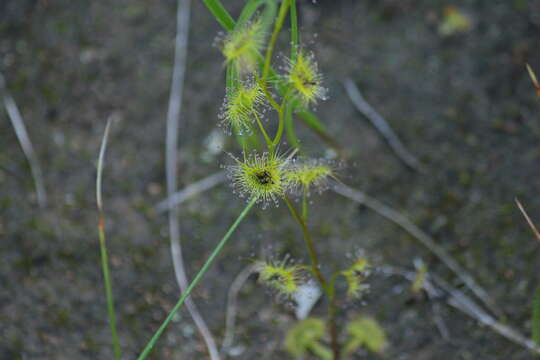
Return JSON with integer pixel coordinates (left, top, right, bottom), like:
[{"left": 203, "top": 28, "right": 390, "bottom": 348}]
[
  {"left": 254, "top": 112, "right": 273, "bottom": 149},
  {"left": 136, "top": 198, "right": 257, "bottom": 360},
  {"left": 96, "top": 118, "right": 122, "bottom": 360},
  {"left": 201, "top": 0, "right": 235, "bottom": 31}
]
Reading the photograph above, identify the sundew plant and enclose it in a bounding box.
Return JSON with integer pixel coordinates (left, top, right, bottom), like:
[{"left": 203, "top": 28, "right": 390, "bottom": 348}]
[
  {"left": 90, "top": 1, "right": 540, "bottom": 359},
  {"left": 98, "top": 1, "right": 387, "bottom": 359}
]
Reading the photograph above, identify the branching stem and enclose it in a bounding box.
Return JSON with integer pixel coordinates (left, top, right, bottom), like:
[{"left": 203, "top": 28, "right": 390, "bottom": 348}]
[{"left": 283, "top": 196, "right": 341, "bottom": 359}]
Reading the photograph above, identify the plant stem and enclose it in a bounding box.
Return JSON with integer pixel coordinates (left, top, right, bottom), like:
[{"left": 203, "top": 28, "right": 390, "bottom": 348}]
[
  {"left": 283, "top": 196, "right": 326, "bottom": 288},
  {"left": 272, "top": 104, "right": 286, "bottom": 148},
  {"left": 285, "top": 99, "right": 301, "bottom": 150},
  {"left": 284, "top": 196, "right": 341, "bottom": 359},
  {"left": 98, "top": 215, "right": 123, "bottom": 360},
  {"left": 302, "top": 187, "right": 308, "bottom": 221},
  {"left": 254, "top": 112, "right": 272, "bottom": 149},
  {"left": 272, "top": 89, "right": 293, "bottom": 147},
  {"left": 327, "top": 287, "right": 340, "bottom": 360},
  {"left": 254, "top": 72, "right": 280, "bottom": 112},
  {"left": 137, "top": 198, "right": 257, "bottom": 360},
  {"left": 297, "top": 110, "right": 343, "bottom": 156},
  {"left": 262, "top": 0, "right": 290, "bottom": 83},
  {"left": 96, "top": 119, "right": 122, "bottom": 360}
]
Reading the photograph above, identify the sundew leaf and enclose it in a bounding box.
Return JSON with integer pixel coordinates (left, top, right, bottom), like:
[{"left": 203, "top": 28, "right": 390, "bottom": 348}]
[
  {"left": 344, "top": 316, "right": 387, "bottom": 355},
  {"left": 285, "top": 318, "right": 331, "bottom": 359}
]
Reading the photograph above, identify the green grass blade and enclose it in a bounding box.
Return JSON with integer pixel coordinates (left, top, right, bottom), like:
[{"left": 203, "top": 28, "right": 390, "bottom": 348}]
[
  {"left": 96, "top": 118, "right": 122, "bottom": 360},
  {"left": 533, "top": 283, "right": 540, "bottom": 345},
  {"left": 137, "top": 198, "right": 257, "bottom": 360},
  {"left": 237, "top": 0, "right": 277, "bottom": 30},
  {"left": 296, "top": 110, "right": 327, "bottom": 133},
  {"left": 201, "top": 0, "right": 235, "bottom": 31},
  {"left": 297, "top": 110, "right": 342, "bottom": 152}
]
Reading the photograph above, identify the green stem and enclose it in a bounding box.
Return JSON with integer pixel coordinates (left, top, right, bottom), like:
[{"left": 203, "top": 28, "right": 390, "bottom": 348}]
[
  {"left": 272, "top": 107, "right": 286, "bottom": 148},
  {"left": 285, "top": 99, "right": 301, "bottom": 150},
  {"left": 137, "top": 198, "right": 257, "bottom": 360},
  {"left": 272, "top": 89, "right": 293, "bottom": 147},
  {"left": 96, "top": 119, "right": 122, "bottom": 360},
  {"left": 262, "top": 0, "right": 290, "bottom": 83},
  {"left": 328, "top": 286, "right": 340, "bottom": 360},
  {"left": 98, "top": 215, "right": 122, "bottom": 360},
  {"left": 284, "top": 195, "right": 341, "bottom": 359},
  {"left": 302, "top": 187, "right": 308, "bottom": 222},
  {"left": 297, "top": 110, "right": 343, "bottom": 156},
  {"left": 283, "top": 196, "right": 326, "bottom": 288},
  {"left": 254, "top": 112, "right": 272, "bottom": 149},
  {"left": 254, "top": 72, "right": 280, "bottom": 112}
]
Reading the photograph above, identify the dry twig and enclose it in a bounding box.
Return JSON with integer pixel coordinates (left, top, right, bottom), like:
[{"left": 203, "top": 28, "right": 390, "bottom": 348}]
[
  {"left": 221, "top": 264, "right": 258, "bottom": 355},
  {"left": 155, "top": 171, "right": 226, "bottom": 213},
  {"left": 1, "top": 73, "right": 47, "bottom": 207},
  {"left": 343, "top": 78, "right": 425, "bottom": 173},
  {"left": 333, "top": 183, "right": 502, "bottom": 318},
  {"left": 165, "top": 0, "right": 220, "bottom": 358},
  {"left": 382, "top": 265, "right": 540, "bottom": 355},
  {"left": 515, "top": 198, "right": 540, "bottom": 243}
]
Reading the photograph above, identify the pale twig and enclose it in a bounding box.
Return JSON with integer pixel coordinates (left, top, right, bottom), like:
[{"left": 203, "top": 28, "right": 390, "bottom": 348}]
[
  {"left": 432, "top": 274, "right": 540, "bottom": 355},
  {"left": 343, "top": 78, "right": 425, "bottom": 173},
  {"left": 165, "top": 0, "right": 220, "bottom": 358},
  {"left": 96, "top": 119, "right": 113, "bottom": 212},
  {"left": 413, "top": 258, "right": 451, "bottom": 341},
  {"left": 515, "top": 198, "right": 540, "bottom": 243},
  {"left": 0, "top": 164, "right": 25, "bottom": 182},
  {"left": 221, "top": 264, "right": 258, "bottom": 355},
  {"left": 0, "top": 73, "right": 47, "bottom": 207},
  {"left": 96, "top": 118, "right": 122, "bottom": 360},
  {"left": 431, "top": 301, "right": 450, "bottom": 341},
  {"left": 382, "top": 265, "right": 540, "bottom": 355},
  {"left": 155, "top": 171, "right": 226, "bottom": 213},
  {"left": 333, "top": 183, "right": 502, "bottom": 318}
]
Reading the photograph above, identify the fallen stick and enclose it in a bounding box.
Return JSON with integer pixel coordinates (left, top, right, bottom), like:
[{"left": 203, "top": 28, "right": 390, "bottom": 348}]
[
  {"left": 1, "top": 73, "right": 47, "bottom": 207},
  {"left": 382, "top": 265, "right": 540, "bottom": 355},
  {"left": 343, "top": 78, "right": 425, "bottom": 173},
  {"left": 164, "top": 0, "right": 220, "bottom": 358},
  {"left": 333, "top": 183, "right": 502, "bottom": 318},
  {"left": 221, "top": 264, "right": 258, "bottom": 355},
  {"left": 155, "top": 171, "right": 226, "bottom": 213}
]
